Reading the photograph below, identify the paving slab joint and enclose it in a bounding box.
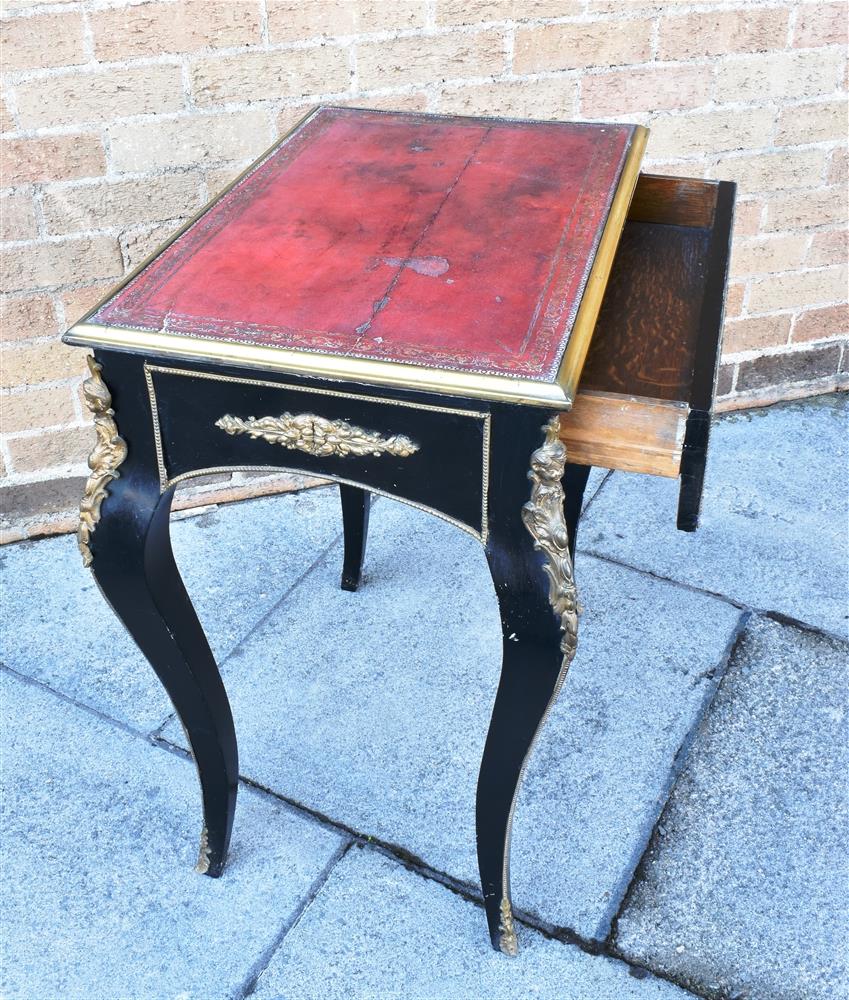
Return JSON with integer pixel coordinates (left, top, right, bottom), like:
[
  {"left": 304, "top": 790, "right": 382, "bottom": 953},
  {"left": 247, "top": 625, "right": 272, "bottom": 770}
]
[
  {"left": 221, "top": 767, "right": 709, "bottom": 995},
  {"left": 601, "top": 610, "right": 752, "bottom": 943},
  {"left": 238, "top": 839, "right": 356, "bottom": 999}
]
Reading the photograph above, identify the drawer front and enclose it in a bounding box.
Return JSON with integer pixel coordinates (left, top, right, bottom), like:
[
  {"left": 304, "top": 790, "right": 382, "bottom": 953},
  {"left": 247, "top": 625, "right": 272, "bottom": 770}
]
[{"left": 145, "top": 364, "right": 491, "bottom": 541}]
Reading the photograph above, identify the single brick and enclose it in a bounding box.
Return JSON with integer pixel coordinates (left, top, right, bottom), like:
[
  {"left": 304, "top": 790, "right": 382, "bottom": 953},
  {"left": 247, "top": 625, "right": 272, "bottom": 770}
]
[
  {"left": 722, "top": 315, "right": 792, "bottom": 354},
  {"left": 763, "top": 186, "right": 848, "bottom": 231},
  {"left": 190, "top": 47, "right": 350, "bottom": 106},
  {"left": 581, "top": 65, "right": 713, "bottom": 117},
  {"left": 435, "top": 0, "right": 581, "bottom": 26},
  {"left": 775, "top": 101, "right": 847, "bottom": 146},
  {"left": 714, "top": 364, "right": 734, "bottom": 396},
  {"left": 0, "top": 294, "right": 58, "bottom": 341},
  {"left": 806, "top": 228, "right": 848, "bottom": 268},
  {"left": 658, "top": 7, "right": 789, "bottom": 60},
  {"left": 41, "top": 174, "right": 202, "bottom": 237},
  {"left": 355, "top": 0, "right": 429, "bottom": 31},
  {"left": 1, "top": 135, "right": 106, "bottom": 186},
  {"left": 828, "top": 148, "right": 848, "bottom": 184},
  {"left": 437, "top": 76, "right": 578, "bottom": 119},
  {"left": 792, "top": 304, "right": 849, "bottom": 343},
  {"left": 6, "top": 425, "right": 94, "bottom": 474},
  {"left": 0, "top": 236, "right": 123, "bottom": 293},
  {"left": 1, "top": 11, "right": 87, "bottom": 72},
  {"left": 645, "top": 108, "right": 775, "bottom": 160},
  {"left": 0, "top": 477, "right": 86, "bottom": 524},
  {"left": 588, "top": 0, "right": 673, "bottom": 10},
  {"left": 733, "top": 200, "right": 763, "bottom": 238},
  {"left": 0, "top": 339, "right": 86, "bottom": 389},
  {"left": 735, "top": 344, "right": 842, "bottom": 391},
  {"left": 357, "top": 30, "right": 507, "bottom": 90},
  {"left": 0, "top": 385, "right": 78, "bottom": 433},
  {"left": 731, "top": 235, "right": 809, "bottom": 277},
  {"left": 793, "top": 2, "right": 847, "bottom": 47},
  {"left": 267, "top": 0, "right": 356, "bottom": 40},
  {"left": 13, "top": 65, "right": 185, "bottom": 130},
  {"left": 107, "top": 110, "right": 273, "bottom": 173},
  {"left": 715, "top": 49, "right": 844, "bottom": 103},
  {"left": 267, "top": 0, "right": 429, "bottom": 38},
  {"left": 514, "top": 20, "right": 652, "bottom": 73},
  {"left": 747, "top": 264, "right": 848, "bottom": 313},
  {"left": 89, "top": 0, "right": 261, "bottom": 61},
  {"left": 0, "top": 92, "right": 15, "bottom": 134},
  {"left": 725, "top": 282, "right": 745, "bottom": 319},
  {"left": 0, "top": 192, "right": 37, "bottom": 242},
  {"left": 709, "top": 149, "right": 829, "bottom": 194}
]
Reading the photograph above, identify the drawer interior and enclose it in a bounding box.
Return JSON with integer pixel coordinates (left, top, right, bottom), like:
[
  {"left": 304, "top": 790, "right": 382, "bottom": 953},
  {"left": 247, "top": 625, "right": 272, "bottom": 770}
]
[{"left": 560, "top": 173, "right": 735, "bottom": 529}]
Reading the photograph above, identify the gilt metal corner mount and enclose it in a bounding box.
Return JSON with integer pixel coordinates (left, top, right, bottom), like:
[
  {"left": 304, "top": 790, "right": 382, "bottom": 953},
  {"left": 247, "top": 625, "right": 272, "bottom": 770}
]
[{"left": 78, "top": 356, "right": 128, "bottom": 567}]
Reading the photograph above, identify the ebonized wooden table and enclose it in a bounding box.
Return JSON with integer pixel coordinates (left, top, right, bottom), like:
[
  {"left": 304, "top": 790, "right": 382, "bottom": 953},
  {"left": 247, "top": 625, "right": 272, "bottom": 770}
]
[{"left": 64, "top": 108, "right": 734, "bottom": 955}]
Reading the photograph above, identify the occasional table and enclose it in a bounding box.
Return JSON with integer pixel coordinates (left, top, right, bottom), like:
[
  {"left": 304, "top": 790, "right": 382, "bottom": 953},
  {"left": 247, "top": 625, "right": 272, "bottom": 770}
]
[{"left": 64, "top": 107, "right": 734, "bottom": 954}]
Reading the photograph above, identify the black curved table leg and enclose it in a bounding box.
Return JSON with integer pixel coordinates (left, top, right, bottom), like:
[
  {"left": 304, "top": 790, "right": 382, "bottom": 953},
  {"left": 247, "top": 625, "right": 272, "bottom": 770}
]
[
  {"left": 80, "top": 355, "right": 238, "bottom": 877},
  {"left": 339, "top": 484, "right": 371, "bottom": 592},
  {"left": 477, "top": 411, "right": 586, "bottom": 954}
]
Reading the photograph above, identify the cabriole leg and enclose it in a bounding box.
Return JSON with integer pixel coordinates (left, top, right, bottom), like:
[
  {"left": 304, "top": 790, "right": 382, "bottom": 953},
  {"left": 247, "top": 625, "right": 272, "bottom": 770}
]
[
  {"left": 477, "top": 413, "right": 583, "bottom": 954},
  {"left": 79, "top": 356, "right": 238, "bottom": 877}
]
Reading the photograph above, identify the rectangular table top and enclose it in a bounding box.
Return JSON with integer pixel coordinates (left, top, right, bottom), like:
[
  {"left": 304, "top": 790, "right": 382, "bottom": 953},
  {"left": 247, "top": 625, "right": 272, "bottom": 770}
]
[{"left": 68, "top": 107, "right": 646, "bottom": 408}]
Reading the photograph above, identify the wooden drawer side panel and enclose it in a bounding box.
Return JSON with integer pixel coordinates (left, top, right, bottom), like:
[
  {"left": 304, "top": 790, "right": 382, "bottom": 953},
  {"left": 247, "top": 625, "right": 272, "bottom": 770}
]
[{"left": 559, "top": 391, "right": 687, "bottom": 478}]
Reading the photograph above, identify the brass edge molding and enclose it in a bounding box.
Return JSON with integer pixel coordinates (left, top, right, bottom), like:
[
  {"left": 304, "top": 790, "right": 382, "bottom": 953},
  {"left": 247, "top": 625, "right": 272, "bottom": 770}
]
[
  {"left": 143, "top": 364, "right": 168, "bottom": 492},
  {"left": 68, "top": 323, "right": 573, "bottom": 409},
  {"left": 556, "top": 124, "right": 649, "bottom": 400},
  {"left": 142, "top": 364, "right": 491, "bottom": 543},
  {"left": 497, "top": 417, "right": 580, "bottom": 956},
  {"left": 78, "top": 356, "right": 128, "bottom": 567},
  {"left": 498, "top": 898, "right": 519, "bottom": 957},
  {"left": 215, "top": 412, "right": 419, "bottom": 459}
]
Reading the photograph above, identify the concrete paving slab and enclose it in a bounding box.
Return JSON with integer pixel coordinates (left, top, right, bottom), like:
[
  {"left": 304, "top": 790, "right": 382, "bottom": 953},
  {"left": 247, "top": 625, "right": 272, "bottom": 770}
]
[
  {"left": 580, "top": 394, "right": 849, "bottom": 637},
  {"left": 0, "top": 487, "right": 340, "bottom": 732},
  {"left": 613, "top": 616, "right": 849, "bottom": 1000},
  {"left": 0, "top": 668, "right": 345, "bottom": 1000},
  {"left": 251, "top": 846, "right": 691, "bottom": 1000},
  {"left": 165, "top": 495, "right": 741, "bottom": 941},
  {"left": 584, "top": 465, "right": 610, "bottom": 511}
]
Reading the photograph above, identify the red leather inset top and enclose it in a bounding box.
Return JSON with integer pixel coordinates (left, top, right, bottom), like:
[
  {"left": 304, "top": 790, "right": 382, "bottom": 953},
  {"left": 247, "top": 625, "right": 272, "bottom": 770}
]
[{"left": 93, "top": 108, "right": 636, "bottom": 381}]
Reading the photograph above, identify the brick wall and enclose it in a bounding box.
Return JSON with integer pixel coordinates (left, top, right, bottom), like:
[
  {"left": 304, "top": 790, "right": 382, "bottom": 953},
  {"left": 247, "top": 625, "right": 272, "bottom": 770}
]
[{"left": 1, "top": 0, "right": 847, "bottom": 541}]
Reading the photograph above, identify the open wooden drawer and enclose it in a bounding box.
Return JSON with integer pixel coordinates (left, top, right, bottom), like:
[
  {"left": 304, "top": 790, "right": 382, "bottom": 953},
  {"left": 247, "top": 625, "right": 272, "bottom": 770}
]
[{"left": 559, "top": 173, "right": 736, "bottom": 531}]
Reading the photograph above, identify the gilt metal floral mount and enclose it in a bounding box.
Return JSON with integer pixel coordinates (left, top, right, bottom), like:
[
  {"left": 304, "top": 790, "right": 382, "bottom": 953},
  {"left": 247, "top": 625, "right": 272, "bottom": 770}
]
[
  {"left": 78, "top": 356, "right": 128, "bottom": 567},
  {"left": 215, "top": 412, "right": 419, "bottom": 459},
  {"left": 521, "top": 416, "right": 578, "bottom": 662}
]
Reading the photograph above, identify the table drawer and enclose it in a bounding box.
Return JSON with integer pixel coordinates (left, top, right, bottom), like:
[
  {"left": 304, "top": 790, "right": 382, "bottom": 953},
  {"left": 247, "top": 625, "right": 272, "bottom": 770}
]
[
  {"left": 145, "top": 364, "right": 491, "bottom": 541},
  {"left": 560, "top": 173, "right": 735, "bottom": 530}
]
